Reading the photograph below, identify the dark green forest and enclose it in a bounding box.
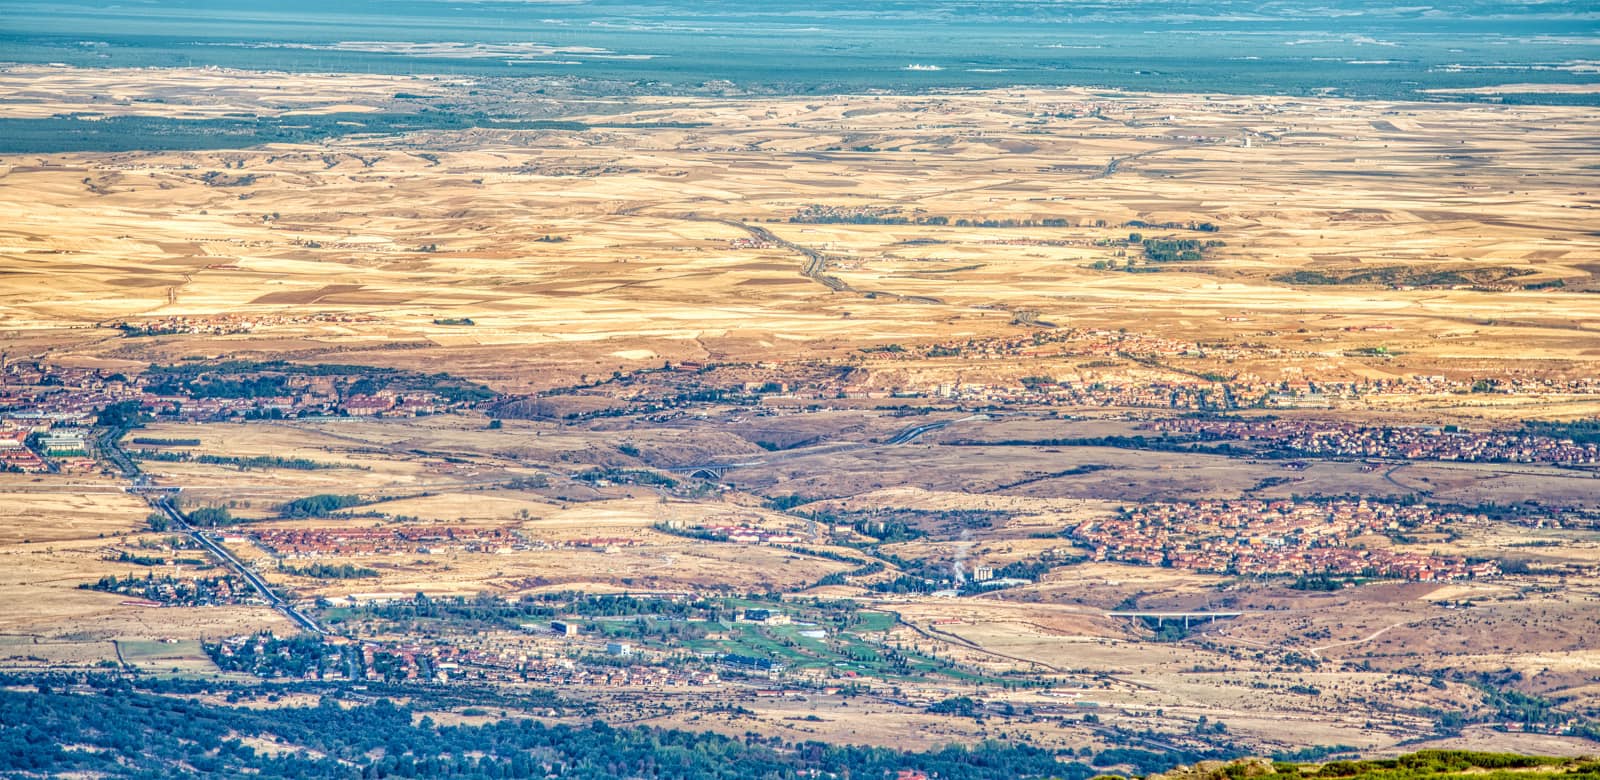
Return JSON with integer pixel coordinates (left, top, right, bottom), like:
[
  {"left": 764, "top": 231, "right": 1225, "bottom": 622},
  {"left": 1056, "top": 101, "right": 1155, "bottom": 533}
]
[
  {"left": 0, "top": 114, "right": 706, "bottom": 154},
  {"left": 4, "top": 681, "right": 1597, "bottom": 779},
  {"left": 0, "top": 683, "right": 1087, "bottom": 779}
]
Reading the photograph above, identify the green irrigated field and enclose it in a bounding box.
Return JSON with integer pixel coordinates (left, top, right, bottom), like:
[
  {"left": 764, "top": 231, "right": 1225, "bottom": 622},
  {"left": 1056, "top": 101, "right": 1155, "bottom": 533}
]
[{"left": 1265, "top": 752, "right": 1599, "bottom": 780}]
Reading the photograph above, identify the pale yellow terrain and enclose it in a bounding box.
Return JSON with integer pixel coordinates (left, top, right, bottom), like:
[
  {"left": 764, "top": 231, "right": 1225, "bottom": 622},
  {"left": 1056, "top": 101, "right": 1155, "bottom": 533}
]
[
  {"left": 1, "top": 75, "right": 1595, "bottom": 393},
  {"left": 0, "top": 474, "right": 282, "bottom": 667}
]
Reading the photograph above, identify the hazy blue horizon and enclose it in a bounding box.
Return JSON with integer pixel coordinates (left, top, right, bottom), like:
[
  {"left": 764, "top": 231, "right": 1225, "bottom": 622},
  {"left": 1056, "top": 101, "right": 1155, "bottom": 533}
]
[{"left": 2, "top": 0, "right": 1597, "bottom": 100}]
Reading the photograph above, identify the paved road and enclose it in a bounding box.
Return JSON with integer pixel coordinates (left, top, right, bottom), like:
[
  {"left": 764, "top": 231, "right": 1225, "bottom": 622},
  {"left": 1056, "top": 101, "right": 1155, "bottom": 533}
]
[
  {"left": 720, "top": 220, "right": 852, "bottom": 293},
  {"left": 1095, "top": 146, "right": 1179, "bottom": 179},
  {"left": 98, "top": 427, "right": 324, "bottom": 635},
  {"left": 150, "top": 496, "right": 325, "bottom": 635},
  {"left": 1010, "top": 309, "right": 1057, "bottom": 329},
  {"left": 882, "top": 417, "right": 967, "bottom": 445},
  {"left": 96, "top": 426, "right": 138, "bottom": 477},
  {"left": 710, "top": 217, "right": 944, "bottom": 304},
  {"left": 1380, "top": 463, "right": 1432, "bottom": 496}
]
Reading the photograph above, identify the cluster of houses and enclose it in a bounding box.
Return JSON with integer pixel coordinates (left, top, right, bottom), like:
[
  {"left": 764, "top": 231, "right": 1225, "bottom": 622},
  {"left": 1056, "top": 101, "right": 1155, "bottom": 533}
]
[
  {"left": 912, "top": 327, "right": 1216, "bottom": 364},
  {"left": 247, "top": 526, "right": 682, "bottom": 562},
  {"left": 562, "top": 536, "right": 645, "bottom": 550},
  {"left": 108, "top": 312, "right": 375, "bottom": 337},
  {"left": 251, "top": 526, "right": 524, "bottom": 558},
  {"left": 509, "top": 325, "right": 1600, "bottom": 423},
  {"left": 143, "top": 381, "right": 449, "bottom": 421},
  {"left": 928, "top": 379, "right": 1233, "bottom": 410},
  {"left": 1, "top": 358, "right": 129, "bottom": 400},
  {"left": 0, "top": 356, "right": 475, "bottom": 431},
  {"left": 87, "top": 574, "right": 245, "bottom": 607},
  {"left": 0, "top": 429, "right": 51, "bottom": 472},
  {"left": 338, "top": 393, "right": 445, "bottom": 417},
  {"left": 417, "top": 627, "right": 817, "bottom": 687},
  {"left": 379, "top": 638, "right": 725, "bottom": 688},
  {"left": 788, "top": 203, "right": 904, "bottom": 223},
  {"left": 213, "top": 631, "right": 730, "bottom": 688},
  {"left": 760, "top": 325, "right": 1600, "bottom": 412},
  {"left": 1070, "top": 499, "right": 1500, "bottom": 581},
  {"left": 676, "top": 521, "right": 805, "bottom": 545},
  {"left": 0, "top": 361, "right": 129, "bottom": 472},
  {"left": 913, "top": 369, "right": 1600, "bottom": 415},
  {"left": 1153, "top": 418, "right": 1600, "bottom": 465}
]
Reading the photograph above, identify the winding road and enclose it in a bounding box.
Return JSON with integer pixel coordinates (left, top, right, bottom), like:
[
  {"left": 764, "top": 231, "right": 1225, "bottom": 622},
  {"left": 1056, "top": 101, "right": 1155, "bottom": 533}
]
[{"left": 1307, "top": 619, "right": 1418, "bottom": 660}]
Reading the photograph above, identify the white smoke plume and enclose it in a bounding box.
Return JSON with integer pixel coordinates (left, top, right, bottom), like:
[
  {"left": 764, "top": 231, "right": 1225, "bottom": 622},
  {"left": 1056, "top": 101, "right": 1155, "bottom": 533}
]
[{"left": 952, "top": 530, "right": 973, "bottom": 586}]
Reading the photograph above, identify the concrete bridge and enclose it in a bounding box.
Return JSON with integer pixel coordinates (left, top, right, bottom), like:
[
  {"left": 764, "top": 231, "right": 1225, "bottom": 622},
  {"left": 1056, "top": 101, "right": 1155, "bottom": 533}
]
[
  {"left": 667, "top": 464, "right": 738, "bottom": 481},
  {"left": 1106, "top": 611, "right": 1244, "bottom": 628}
]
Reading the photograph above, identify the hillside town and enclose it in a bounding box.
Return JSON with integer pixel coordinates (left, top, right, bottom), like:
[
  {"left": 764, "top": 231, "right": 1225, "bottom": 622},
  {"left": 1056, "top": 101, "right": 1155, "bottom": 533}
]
[
  {"left": 0, "top": 356, "right": 485, "bottom": 430},
  {"left": 1152, "top": 418, "right": 1600, "bottom": 465},
  {"left": 1070, "top": 499, "right": 1502, "bottom": 581},
  {"left": 251, "top": 526, "right": 526, "bottom": 558}
]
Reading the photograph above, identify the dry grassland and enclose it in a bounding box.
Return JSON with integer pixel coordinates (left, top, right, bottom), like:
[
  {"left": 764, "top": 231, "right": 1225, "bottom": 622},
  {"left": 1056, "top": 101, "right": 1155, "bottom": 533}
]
[
  {"left": 0, "top": 474, "right": 284, "bottom": 654},
  {"left": 1, "top": 73, "right": 1594, "bottom": 394}
]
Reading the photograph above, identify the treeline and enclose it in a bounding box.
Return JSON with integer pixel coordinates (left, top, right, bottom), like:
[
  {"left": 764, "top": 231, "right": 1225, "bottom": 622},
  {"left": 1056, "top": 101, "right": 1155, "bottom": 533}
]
[
  {"left": 1523, "top": 418, "right": 1600, "bottom": 445},
  {"left": 575, "top": 468, "right": 678, "bottom": 487},
  {"left": 813, "top": 560, "right": 887, "bottom": 587},
  {"left": 118, "top": 324, "right": 198, "bottom": 337},
  {"left": 148, "top": 374, "right": 288, "bottom": 399},
  {"left": 587, "top": 616, "right": 713, "bottom": 644},
  {"left": 946, "top": 435, "right": 1252, "bottom": 457},
  {"left": 328, "top": 592, "right": 734, "bottom": 631},
  {"left": 1126, "top": 220, "right": 1220, "bottom": 232},
  {"left": 280, "top": 494, "right": 365, "bottom": 518},
  {"left": 95, "top": 400, "right": 147, "bottom": 428},
  {"left": 1142, "top": 238, "right": 1225, "bottom": 263},
  {"left": 1289, "top": 571, "right": 1359, "bottom": 591},
  {"left": 792, "top": 213, "right": 1075, "bottom": 228},
  {"left": 0, "top": 113, "right": 703, "bottom": 155},
  {"left": 147, "top": 360, "right": 396, "bottom": 379},
  {"left": 187, "top": 506, "right": 236, "bottom": 527},
  {"left": 1277, "top": 265, "right": 1536, "bottom": 288},
  {"left": 798, "top": 507, "right": 1008, "bottom": 538},
  {"left": 282, "top": 563, "right": 377, "bottom": 579},
  {"left": 130, "top": 437, "right": 200, "bottom": 447},
  {"left": 134, "top": 451, "right": 349, "bottom": 470},
  {"left": 790, "top": 212, "right": 1221, "bottom": 231},
  {"left": 846, "top": 517, "right": 926, "bottom": 543},
  {"left": 871, "top": 575, "right": 944, "bottom": 594},
  {"left": 1284, "top": 751, "right": 1579, "bottom": 778},
  {"left": 652, "top": 524, "right": 731, "bottom": 543},
  {"left": 112, "top": 549, "right": 207, "bottom": 568}
]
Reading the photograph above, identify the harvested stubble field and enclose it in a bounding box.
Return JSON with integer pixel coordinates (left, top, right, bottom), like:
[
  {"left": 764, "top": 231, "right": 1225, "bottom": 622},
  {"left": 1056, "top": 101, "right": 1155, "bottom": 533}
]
[
  {"left": 2, "top": 74, "right": 1596, "bottom": 393},
  {"left": 0, "top": 474, "right": 281, "bottom": 651}
]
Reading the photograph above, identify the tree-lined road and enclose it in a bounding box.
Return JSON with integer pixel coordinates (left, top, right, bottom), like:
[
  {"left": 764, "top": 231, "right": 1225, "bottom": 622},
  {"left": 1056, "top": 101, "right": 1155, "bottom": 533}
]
[
  {"left": 99, "top": 427, "right": 324, "bottom": 635},
  {"left": 149, "top": 495, "right": 325, "bottom": 636}
]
